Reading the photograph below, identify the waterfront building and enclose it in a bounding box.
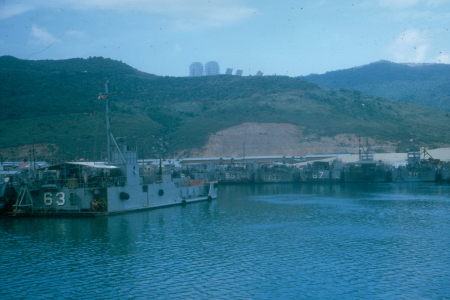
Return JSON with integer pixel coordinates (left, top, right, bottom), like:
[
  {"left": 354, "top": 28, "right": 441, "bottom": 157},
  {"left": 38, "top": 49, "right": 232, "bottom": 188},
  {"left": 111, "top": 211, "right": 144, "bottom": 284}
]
[{"left": 225, "top": 68, "right": 233, "bottom": 75}]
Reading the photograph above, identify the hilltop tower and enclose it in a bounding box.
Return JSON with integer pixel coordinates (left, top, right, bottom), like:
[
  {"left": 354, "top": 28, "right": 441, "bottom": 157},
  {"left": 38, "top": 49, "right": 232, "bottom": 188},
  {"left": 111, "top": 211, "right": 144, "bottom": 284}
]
[
  {"left": 189, "top": 62, "right": 203, "bottom": 77},
  {"left": 205, "top": 61, "right": 220, "bottom": 76}
]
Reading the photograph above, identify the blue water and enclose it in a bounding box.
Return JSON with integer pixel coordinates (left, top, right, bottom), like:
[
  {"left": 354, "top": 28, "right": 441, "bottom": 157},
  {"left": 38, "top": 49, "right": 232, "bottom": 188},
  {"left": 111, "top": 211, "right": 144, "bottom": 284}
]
[{"left": 1, "top": 183, "right": 450, "bottom": 299}]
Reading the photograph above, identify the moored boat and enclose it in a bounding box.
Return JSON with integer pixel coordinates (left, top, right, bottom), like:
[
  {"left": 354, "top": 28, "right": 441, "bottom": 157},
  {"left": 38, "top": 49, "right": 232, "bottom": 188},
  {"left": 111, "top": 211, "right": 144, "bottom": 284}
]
[{"left": 5, "top": 82, "right": 217, "bottom": 216}]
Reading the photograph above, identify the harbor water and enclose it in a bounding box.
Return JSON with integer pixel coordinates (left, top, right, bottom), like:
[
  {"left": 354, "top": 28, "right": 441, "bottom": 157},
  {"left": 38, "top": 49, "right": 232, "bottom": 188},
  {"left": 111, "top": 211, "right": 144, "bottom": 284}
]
[{"left": 1, "top": 183, "right": 449, "bottom": 299}]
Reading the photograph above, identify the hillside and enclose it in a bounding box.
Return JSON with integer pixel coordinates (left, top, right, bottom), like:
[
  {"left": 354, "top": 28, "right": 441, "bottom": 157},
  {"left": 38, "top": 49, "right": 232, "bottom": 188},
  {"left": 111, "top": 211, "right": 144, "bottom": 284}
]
[
  {"left": 303, "top": 60, "right": 450, "bottom": 111},
  {"left": 1, "top": 56, "right": 450, "bottom": 161}
]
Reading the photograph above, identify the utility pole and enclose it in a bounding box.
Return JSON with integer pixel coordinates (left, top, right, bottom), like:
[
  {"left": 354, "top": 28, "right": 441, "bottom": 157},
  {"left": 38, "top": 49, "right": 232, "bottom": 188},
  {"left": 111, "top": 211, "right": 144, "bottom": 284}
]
[{"left": 32, "top": 144, "right": 36, "bottom": 174}]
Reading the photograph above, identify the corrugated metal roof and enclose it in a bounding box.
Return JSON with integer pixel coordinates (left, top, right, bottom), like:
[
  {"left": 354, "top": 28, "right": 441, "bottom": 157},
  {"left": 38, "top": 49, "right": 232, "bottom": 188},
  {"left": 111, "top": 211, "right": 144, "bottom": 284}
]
[{"left": 65, "top": 162, "right": 119, "bottom": 169}]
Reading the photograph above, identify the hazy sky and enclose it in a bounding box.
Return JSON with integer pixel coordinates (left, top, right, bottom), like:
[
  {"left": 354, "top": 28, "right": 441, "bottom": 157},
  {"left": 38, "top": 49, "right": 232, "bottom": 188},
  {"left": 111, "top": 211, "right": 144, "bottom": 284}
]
[{"left": 1, "top": 0, "right": 450, "bottom": 76}]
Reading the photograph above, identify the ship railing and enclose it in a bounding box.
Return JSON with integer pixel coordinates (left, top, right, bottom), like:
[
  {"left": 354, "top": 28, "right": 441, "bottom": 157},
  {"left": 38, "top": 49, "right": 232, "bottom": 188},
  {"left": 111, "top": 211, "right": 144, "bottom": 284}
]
[{"left": 35, "top": 176, "right": 127, "bottom": 189}]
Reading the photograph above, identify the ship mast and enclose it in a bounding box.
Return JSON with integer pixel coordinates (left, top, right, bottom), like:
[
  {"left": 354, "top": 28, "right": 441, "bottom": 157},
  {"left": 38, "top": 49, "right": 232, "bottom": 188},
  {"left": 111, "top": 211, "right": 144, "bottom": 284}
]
[
  {"left": 102, "top": 80, "right": 126, "bottom": 164},
  {"left": 104, "top": 80, "right": 112, "bottom": 163}
]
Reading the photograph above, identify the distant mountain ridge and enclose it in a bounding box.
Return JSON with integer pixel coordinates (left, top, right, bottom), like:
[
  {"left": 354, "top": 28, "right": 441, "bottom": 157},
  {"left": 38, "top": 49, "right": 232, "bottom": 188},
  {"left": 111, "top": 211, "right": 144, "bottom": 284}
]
[
  {"left": 303, "top": 60, "right": 450, "bottom": 110},
  {"left": 1, "top": 56, "right": 450, "bottom": 160},
  {"left": 0, "top": 55, "right": 140, "bottom": 74}
]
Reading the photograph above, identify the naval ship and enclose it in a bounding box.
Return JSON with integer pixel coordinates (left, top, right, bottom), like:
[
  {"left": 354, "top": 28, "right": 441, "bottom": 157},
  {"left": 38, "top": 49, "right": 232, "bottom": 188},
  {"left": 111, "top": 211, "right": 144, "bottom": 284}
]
[
  {"left": 341, "top": 139, "right": 392, "bottom": 183},
  {"left": 393, "top": 149, "right": 439, "bottom": 182},
  {"left": 5, "top": 82, "right": 217, "bottom": 216}
]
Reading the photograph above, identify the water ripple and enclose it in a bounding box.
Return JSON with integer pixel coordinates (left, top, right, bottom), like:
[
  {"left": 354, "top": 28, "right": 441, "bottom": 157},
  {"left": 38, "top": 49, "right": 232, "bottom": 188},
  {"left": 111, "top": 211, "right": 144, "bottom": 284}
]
[{"left": 1, "top": 183, "right": 449, "bottom": 299}]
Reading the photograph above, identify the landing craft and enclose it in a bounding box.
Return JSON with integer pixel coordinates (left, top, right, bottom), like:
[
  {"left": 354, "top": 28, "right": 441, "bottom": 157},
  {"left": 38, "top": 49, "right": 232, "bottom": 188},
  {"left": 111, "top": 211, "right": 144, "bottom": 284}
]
[
  {"left": 393, "top": 149, "right": 439, "bottom": 182},
  {"left": 341, "top": 139, "right": 392, "bottom": 183},
  {"left": 7, "top": 82, "right": 217, "bottom": 216}
]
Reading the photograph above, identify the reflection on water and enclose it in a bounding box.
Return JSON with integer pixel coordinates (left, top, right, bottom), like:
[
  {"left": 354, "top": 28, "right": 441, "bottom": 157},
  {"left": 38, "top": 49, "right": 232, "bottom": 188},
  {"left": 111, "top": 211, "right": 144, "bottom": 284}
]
[{"left": 1, "top": 183, "right": 449, "bottom": 299}]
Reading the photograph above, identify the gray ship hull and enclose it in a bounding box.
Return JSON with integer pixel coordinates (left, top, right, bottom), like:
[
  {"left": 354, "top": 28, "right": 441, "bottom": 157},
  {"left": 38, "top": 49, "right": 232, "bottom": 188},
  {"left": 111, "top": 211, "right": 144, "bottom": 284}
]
[
  {"left": 394, "top": 170, "right": 436, "bottom": 182},
  {"left": 23, "top": 180, "right": 217, "bottom": 216}
]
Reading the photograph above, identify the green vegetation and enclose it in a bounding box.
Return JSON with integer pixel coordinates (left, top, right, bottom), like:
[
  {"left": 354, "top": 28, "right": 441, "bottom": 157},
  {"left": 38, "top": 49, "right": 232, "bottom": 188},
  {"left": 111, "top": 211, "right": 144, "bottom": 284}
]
[
  {"left": 303, "top": 60, "right": 450, "bottom": 111},
  {"left": 1, "top": 56, "right": 450, "bottom": 160}
]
